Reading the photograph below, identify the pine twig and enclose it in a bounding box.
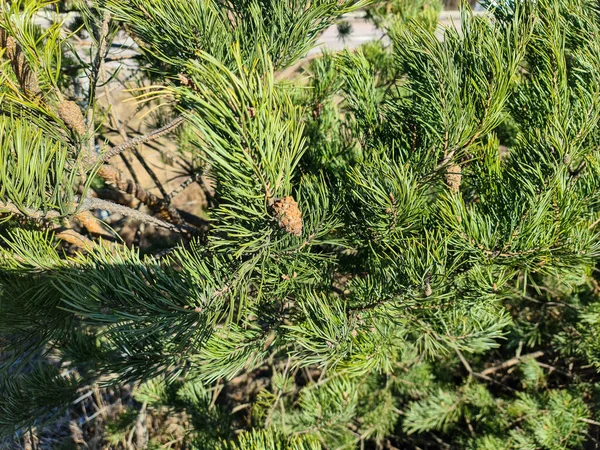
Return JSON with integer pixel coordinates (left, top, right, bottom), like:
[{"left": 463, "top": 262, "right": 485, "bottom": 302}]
[
  {"left": 480, "top": 351, "right": 545, "bottom": 376},
  {"left": 97, "top": 164, "right": 163, "bottom": 207},
  {"left": 454, "top": 346, "right": 516, "bottom": 392},
  {"left": 165, "top": 172, "right": 202, "bottom": 203},
  {"left": 87, "top": 11, "right": 111, "bottom": 158},
  {"left": 96, "top": 164, "right": 184, "bottom": 225},
  {"left": 454, "top": 346, "right": 473, "bottom": 374},
  {"left": 97, "top": 162, "right": 210, "bottom": 229},
  {"left": 98, "top": 115, "right": 186, "bottom": 164},
  {"left": 0, "top": 201, "right": 63, "bottom": 220},
  {"left": 582, "top": 418, "right": 600, "bottom": 427},
  {"left": 80, "top": 197, "right": 186, "bottom": 233},
  {"left": 1, "top": 196, "right": 191, "bottom": 234}
]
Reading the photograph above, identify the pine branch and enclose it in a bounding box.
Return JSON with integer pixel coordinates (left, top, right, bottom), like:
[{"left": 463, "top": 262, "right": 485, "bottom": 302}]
[
  {"left": 453, "top": 346, "right": 516, "bottom": 392},
  {"left": 97, "top": 164, "right": 187, "bottom": 226},
  {"left": 581, "top": 418, "right": 600, "bottom": 427},
  {"left": 97, "top": 164, "right": 162, "bottom": 207},
  {"left": 480, "top": 351, "right": 545, "bottom": 376},
  {"left": 87, "top": 11, "right": 112, "bottom": 156},
  {"left": 164, "top": 172, "right": 202, "bottom": 204},
  {"left": 92, "top": 183, "right": 209, "bottom": 231},
  {"left": 0, "top": 201, "right": 63, "bottom": 220},
  {"left": 98, "top": 115, "right": 186, "bottom": 164},
  {"left": 80, "top": 197, "right": 186, "bottom": 233},
  {"left": 0, "top": 197, "right": 189, "bottom": 234}
]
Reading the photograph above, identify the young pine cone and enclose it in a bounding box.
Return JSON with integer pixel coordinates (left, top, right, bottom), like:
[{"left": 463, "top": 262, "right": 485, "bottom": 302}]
[
  {"left": 271, "top": 196, "right": 303, "bottom": 237},
  {"left": 58, "top": 100, "right": 86, "bottom": 135},
  {"left": 444, "top": 163, "right": 462, "bottom": 194}
]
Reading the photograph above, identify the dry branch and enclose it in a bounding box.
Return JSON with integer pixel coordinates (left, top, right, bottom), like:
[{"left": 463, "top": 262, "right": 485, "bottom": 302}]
[
  {"left": 98, "top": 115, "right": 185, "bottom": 164},
  {"left": 480, "top": 351, "right": 545, "bottom": 377}
]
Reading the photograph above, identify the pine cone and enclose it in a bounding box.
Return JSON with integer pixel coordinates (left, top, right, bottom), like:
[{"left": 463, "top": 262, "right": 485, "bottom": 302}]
[
  {"left": 444, "top": 163, "right": 462, "bottom": 194},
  {"left": 1, "top": 32, "right": 41, "bottom": 98},
  {"left": 271, "top": 196, "right": 303, "bottom": 237},
  {"left": 58, "top": 100, "right": 86, "bottom": 135}
]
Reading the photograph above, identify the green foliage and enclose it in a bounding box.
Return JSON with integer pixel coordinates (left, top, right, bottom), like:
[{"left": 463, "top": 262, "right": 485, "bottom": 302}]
[
  {"left": 0, "top": 116, "right": 83, "bottom": 216},
  {"left": 107, "top": 0, "right": 369, "bottom": 73},
  {"left": 0, "top": 364, "right": 80, "bottom": 437},
  {"left": 223, "top": 429, "right": 321, "bottom": 450},
  {"left": 2, "top": 0, "right": 600, "bottom": 449},
  {"left": 367, "top": 0, "right": 442, "bottom": 31}
]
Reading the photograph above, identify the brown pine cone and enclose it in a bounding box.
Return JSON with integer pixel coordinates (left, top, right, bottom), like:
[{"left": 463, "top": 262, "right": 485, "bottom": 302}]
[
  {"left": 271, "top": 196, "right": 303, "bottom": 237},
  {"left": 58, "top": 100, "right": 86, "bottom": 135},
  {"left": 444, "top": 163, "right": 462, "bottom": 194}
]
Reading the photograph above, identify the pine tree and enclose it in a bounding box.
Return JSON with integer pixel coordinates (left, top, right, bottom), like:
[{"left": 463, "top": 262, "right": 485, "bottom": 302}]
[{"left": 2, "top": 0, "right": 600, "bottom": 448}]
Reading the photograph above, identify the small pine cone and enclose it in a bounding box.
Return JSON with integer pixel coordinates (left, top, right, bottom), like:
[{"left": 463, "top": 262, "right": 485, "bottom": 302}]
[
  {"left": 58, "top": 100, "right": 86, "bottom": 135},
  {"left": 2, "top": 34, "right": 41, "bottom": 98},
  {"left": 444, "top": 163, "right": 462, "bottom": 194},
  {"left": 3, "top": 34, "right": 17, "bottom": 56},
  {"left": 272, "top": 195, "right": 303, "bottom": 237}
]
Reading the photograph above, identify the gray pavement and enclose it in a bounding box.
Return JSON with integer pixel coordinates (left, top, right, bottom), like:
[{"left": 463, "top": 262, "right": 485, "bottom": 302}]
[{"left": 311, "top": 10, "right": 482, "bottom": 55}]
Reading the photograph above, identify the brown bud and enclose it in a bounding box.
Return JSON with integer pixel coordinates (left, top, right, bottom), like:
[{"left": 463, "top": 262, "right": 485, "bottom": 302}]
[
  {"left": 178, "top": 73, "right": 197, "bottom": 90},
  {"left": 272, "top": 195, "right": 303, "bottom": 237},
  {"left": 313, "top": 102, "right": 323, "bottom": 120},
  {"left": 444, "top": 163, "right": 462, "bottom": 194},
  {"left": 178, "top": 73, "right": 190, "bottom": 85},
  {"left": 424, "top": 282, "right": 432, "bottom": 297},
  {"left": 58, "top": 100, "right": 86, "bottom": 135}
]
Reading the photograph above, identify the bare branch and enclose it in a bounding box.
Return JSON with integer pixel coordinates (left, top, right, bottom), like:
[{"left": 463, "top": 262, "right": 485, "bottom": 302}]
[
  {"left": 0, "top": 201, "right": 64, "bottom": 220},
  {"left": 97, "top": 164, "right": 163, "bottom": 210},
  {"left": 96, "top": 164, "right": 188, "bottom": 225},
  {"left": 1, "top": 197, "right": 196, "bottom": 235},
  {"left": 165, "top": 173, "right": 201, "bottom": 203},
  {"left": 480, "top": 351, "right": 545, "bottom": 377},
  {"left": 80, "top": 197, "right": 185, "bottom": 233},
  {"left": 98, "top": 115, "right": 186, "bottom": 164},
  {"left": 582, "top": 418, "right": 600, "bottom": 427},
  {"left": 88, "top": 11, "right": 112, "bottom": 157}
]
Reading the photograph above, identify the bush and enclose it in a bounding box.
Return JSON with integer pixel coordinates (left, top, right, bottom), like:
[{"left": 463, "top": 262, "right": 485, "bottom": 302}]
[{"left": 1, "top": 0, "right": 600, "bottom": 448}]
